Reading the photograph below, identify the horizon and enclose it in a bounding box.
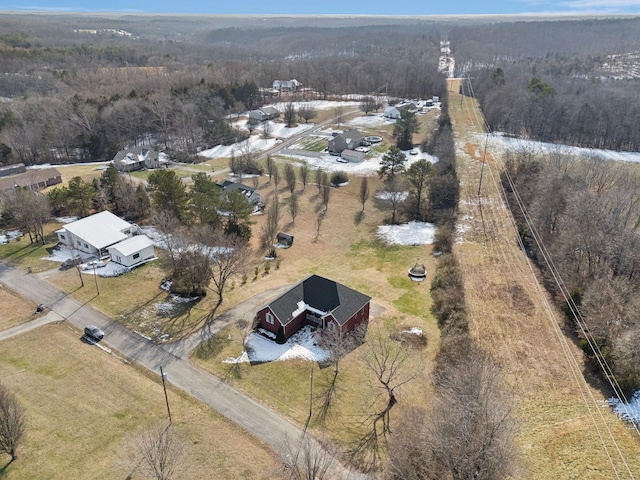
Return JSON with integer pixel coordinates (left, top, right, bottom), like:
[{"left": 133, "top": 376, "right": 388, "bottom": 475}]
[{"left": 3, "top": 0, "right": 640, "bottom": 16}]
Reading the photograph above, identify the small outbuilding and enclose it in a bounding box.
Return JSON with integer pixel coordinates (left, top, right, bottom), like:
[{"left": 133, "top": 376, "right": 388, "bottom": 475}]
[
  {"left": 276, "top": 232, "right": 294, "bottom": 248},
  {"left": 341, "top": 149, "right": 366, "bottom": 163}
]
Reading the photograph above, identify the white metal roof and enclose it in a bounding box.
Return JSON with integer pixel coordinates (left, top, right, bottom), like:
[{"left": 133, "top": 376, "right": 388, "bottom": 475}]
[
  {"left": 62, "top": 211, "right": 132, "bottom": 250},
  {"left": 108, "top": 235, "right": 155, "bottom": 257}
]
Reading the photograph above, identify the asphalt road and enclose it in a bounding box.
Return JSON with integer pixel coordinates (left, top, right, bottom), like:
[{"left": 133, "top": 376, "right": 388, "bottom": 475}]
[{"left": 0, "top": 261, "right": 365, "bottom": 479}]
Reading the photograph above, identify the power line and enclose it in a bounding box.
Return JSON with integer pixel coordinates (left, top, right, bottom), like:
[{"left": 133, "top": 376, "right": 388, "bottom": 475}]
[{"left": 458, "top": 77, "right": 638, "bottom": 478}]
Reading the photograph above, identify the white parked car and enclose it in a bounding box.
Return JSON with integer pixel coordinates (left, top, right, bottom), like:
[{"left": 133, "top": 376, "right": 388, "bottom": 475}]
[
  {"left": 336, "top": 157, "right": 349, "bottom": 163},
  {"left": 355, "top": 146, "right": 371, "bottom": 153}
]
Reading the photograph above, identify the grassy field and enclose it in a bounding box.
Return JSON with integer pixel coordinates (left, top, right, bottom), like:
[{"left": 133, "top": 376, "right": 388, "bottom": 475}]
[
  {"left": 189, "top": 174, "right": 440, "bottom": 450},
  {"left": 0, "top": 106, "right": 448, "bottom": 472},
  {"left": 0, "top": 324, "right": 280, "bottom": 479},
  {"left": 0, "top": 285, "right": 39, "bottom": 332},
  {"left": 449, "top": 79, "right": 640, "bottom": 478}
]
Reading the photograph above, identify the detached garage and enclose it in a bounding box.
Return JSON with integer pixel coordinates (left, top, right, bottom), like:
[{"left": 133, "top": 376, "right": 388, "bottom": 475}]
[
  {"left": 341, "top": 149, "right": 366, "bottom": 163},
  {"left": 108, "top": 235, "right": 155, "bottom": 268}
]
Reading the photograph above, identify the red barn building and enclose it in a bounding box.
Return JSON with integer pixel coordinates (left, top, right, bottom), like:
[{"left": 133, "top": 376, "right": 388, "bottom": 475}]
[{"left": 256, "top": 275, "right": 371, "bottom": 341}]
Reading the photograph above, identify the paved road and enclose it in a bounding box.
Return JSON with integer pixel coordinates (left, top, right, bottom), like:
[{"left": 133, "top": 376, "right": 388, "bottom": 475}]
[{"left": 0, "top": 261, "right": 364, "bottom": 479}]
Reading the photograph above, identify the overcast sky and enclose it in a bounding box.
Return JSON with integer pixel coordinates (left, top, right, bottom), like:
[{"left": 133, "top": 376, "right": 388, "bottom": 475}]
[{"left": 3, "top": 0, "right": 640, "bottom": 15}]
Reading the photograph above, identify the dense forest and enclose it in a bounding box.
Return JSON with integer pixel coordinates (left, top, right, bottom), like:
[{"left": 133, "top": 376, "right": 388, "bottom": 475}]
[{"left": 455, "top": 17, "right": 640, "bottom": 151}]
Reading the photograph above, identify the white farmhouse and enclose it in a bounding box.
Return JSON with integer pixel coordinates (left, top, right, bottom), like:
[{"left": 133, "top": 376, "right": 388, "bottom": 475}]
[
  {"left": 107, "top": 235, "right": 155, "bottom": 268},
  {"left": 56, "top": 211, "right": 155, "bottom": 266},
  {"left": 56, "top": 211, "right": 134, "bottom": 257}
]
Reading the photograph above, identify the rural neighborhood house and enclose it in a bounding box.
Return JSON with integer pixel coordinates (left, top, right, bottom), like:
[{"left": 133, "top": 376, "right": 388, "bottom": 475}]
[
  {"left": 56, "top": 211, "right": 154, "bottom": 263},
  {"left": 256, "top": 274, "right": 371, "bottom": 341}
]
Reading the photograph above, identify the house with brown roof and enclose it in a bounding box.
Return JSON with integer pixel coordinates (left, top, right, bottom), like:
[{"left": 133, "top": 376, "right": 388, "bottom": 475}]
[
  {"left": 256, "top": 275, "right": 371, "bottom": 341},
  {"left": 0, "top": 168, "right": 62, "bottom": 193}
]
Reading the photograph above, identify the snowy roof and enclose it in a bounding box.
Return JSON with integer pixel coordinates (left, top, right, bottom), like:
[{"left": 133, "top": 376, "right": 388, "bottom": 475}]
[
  {"left": 264, "top": 274, "right": 371, "bottom": 327},
  {"left": 108, "top": 235, "right": 154, "bottom": 257},
  {"left": 61, "top": 211, "right": 132, "bottom": 250}
]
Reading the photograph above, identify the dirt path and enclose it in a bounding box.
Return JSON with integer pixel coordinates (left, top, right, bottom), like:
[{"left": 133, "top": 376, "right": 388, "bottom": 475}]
[{"left": 450, "top": 80, "right": 640, "bottom": 479}]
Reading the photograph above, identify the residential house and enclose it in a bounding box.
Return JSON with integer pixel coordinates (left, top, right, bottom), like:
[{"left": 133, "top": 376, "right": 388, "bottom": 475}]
[
  {"left": 384, "top": 106, "right": 401, "bottom": 119},
  {"left": 55, "top": 211, "right": 155, "bottom": 263},
  {"left": 112, "top": 147, "right": 168, "bottom": 172},
  {"left": 0, "top": 168, "right": 62, "bottom": 193},
  {"left": 256, "top": 275, "right": 371, "bottom": 341},
  {"left": 107, "top": 235, "right": 155, "bottom": 268},
  {"left": 272, "top": 79, "right": 302, "bottom": 92},
  {"left": 248, "top": 106, "right": 280, "bottom": 123},
  {"left": 328, "top": 129, "right": 365, "bottom": 155},
  {"left": 220, "top": 180, "right": 261, "bottom": 205}
]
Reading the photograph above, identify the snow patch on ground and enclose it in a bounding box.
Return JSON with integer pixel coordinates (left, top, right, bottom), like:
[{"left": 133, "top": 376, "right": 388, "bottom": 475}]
[
  {"left": 0, "top": 230, "right": 22, "bottom": 244},
  {"left": 404, "top": 327, "right": 423, "bottom": 335},
  {"left": 375, "top": 191, "right": 409, "bottom": 201},
  {"left": 257, "top": 121, "right": 315, "bottom": 139},
  {"left": 198, "top": 135, "right": 278, "bottom": 160},
  {"left": 484, "top": 133, "right": 640, "bottom": 164},
  {"left": 223, "top": 326, "right": 330, "bottom": 364},
  {"left": 278, "top": 149, "right": 437, "bottom": 175},
  {"left": 378, "top": 221, "right": 437, "bottom": 246},
  {"left": 609, "top": 393, "right": 640, "bottom": 424},
  {"left": 347, "top": 113, "right": 394, "bottom": 128},
  {"left": 55, "top": 216, "right": 78, "bottom": 224}
]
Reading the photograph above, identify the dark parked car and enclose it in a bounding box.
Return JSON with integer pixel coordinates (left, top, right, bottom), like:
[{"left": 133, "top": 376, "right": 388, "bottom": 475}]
[{"left": 84, "top": 325, "right": 104, "bottom": 342}]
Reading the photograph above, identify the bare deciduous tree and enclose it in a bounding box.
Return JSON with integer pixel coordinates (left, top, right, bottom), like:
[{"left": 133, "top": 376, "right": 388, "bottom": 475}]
[
  {"left": 280, "top": 435, "right": 335, "bottom": 480},
  {"left": 285, "top": 163, "right": 297, "bottom": 193},
  {"left": 350, "top": 327, "right": 421, "bottom": 471},
  {"left": 298, "top": 104, "right": 318, "bottom": 123},
  {"left": 388, "top": 337, "right": 516, "bottom": 480},
  {"left": 0, "top": 382, "right": 27, "bottom": 463},
  {"left": 315, "top": 209, "right": 326, "bottom": 242},
  {"left": 299, "top": 163, "right": 309, "bottom": 191},
  {"left": 359, "top": 96, "right": 377, "bottom": 116},
  {"left": 263, "top": 120, "right": 273, "bottom": 139},
  {"left": 134, "top": 424, "right": 185, "bottom": 480},
  {"left": 288, "top": 193, "right": 299, "bottom": 225},
  {"left": 284, "top": 102, "right": 297, "bottom": 128},
  {"left": 261, "top": 195, "right": 281, "bottom": 250},
  {"left": 315, "top": 167, "right": 324, "bottom": 194},
  {"left": 315, "top": 324, "right": 366, "bottom": 425},
  {"left": 359, "top": 177, "right": 370, "bottom": 212},
  {"left": 273, "top": 165, "right": 281, "bottom": 191},
  {"left": 201, "top": 231, "right": 251, "bottom": 308},
  {"left": 266, "top": 155, "right": 275, "bottom": 182}
]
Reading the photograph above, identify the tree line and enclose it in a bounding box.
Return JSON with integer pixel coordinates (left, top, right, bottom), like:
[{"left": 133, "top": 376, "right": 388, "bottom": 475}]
[
  {"left": 502, "top": 149, "right": 640, "bottom": 396},
  {"left": 468, "top": 64, "right": 640, "bottom": 152}
]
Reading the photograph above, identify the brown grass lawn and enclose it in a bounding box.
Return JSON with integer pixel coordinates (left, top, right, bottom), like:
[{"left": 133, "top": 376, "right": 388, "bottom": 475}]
[
  {"left": 0, "top": 285, "right": 38, "bottom": 331},
  {"left": 450, "top": 80, "right": 640, "bottom": 478},
  {"left": 189, "top": 173, "right": 440, "bottom": 450},
  {"left": 0, "top": 324, "right": 279, "bottom": 479}
]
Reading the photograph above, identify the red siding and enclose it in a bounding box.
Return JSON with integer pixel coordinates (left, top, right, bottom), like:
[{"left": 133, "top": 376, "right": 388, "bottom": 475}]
[
  {"left": 256, "top": 306, "right": 280, "bottom": 336},
  {"left": 342, "top": 302, "right": 370, "bottom": 334},
  {"left": 257, "top": 301, "right": 371, "bottom": 340}
]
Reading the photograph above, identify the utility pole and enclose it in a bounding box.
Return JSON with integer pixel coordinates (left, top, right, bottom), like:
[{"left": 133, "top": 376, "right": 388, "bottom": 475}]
[
  {"left": 303, "top": 368, "right": 313, "bottom": 434},
  {"left": 478, "top": 133, "right": 489, "bottom": 197},
  {"left": 160, "top": 366, "right": 172, "bottom": 424},
  {"left": 92, "top": 262, "right": 100, "bottom": 295}
]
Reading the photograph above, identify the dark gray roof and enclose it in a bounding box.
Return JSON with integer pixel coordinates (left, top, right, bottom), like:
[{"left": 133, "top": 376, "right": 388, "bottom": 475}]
[{"left": 266, "top": 275, "right": 370, "bottom": 327}]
